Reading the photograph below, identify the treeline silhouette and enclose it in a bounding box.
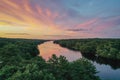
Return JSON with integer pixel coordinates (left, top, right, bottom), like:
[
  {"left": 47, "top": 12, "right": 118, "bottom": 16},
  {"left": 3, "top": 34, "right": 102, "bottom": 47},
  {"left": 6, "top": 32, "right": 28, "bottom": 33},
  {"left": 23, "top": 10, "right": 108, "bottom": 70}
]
[{"left": 0, "top": 38, "right": 100, "bottom": 80}]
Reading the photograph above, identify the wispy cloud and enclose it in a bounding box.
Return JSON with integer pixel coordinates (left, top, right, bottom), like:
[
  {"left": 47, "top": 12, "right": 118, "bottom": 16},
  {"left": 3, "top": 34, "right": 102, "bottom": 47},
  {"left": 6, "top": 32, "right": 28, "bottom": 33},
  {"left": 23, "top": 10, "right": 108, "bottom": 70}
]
[
  {"left": 43, "top": 35, "right": 72, "bottom": 37},
  {"left": 0, "top": 20, "right": 28, "bottom": 26},
  {"left": 0, "top": 0, "right": 120, "bottom": 39},
  {"left": 5, "top": 33, "right": 30, "bottom": 35},
  {"left": 67, "top": 29, "right": 89, "bottom": 32}
]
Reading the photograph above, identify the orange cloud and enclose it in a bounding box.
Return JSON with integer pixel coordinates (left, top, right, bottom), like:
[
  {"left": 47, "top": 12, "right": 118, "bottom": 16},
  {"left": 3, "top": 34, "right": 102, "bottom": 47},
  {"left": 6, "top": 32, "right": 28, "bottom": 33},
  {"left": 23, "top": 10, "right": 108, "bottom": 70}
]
[
  {"left": 1, "top": 0, "right": 20, "bottom": 9},
  {"left": 0, "top": 0, "right": 67, "bottom": 39}
]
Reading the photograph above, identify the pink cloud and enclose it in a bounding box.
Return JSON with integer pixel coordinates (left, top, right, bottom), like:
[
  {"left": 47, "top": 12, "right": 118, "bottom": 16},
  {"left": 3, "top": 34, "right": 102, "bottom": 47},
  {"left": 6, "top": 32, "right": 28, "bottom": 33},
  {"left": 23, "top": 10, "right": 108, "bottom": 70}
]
[
  {"left": 93, "top": 16, "right": 120, "bottom": 32},
  {"left": 76, "top": 18, "right": 98, "bottom": 28}
]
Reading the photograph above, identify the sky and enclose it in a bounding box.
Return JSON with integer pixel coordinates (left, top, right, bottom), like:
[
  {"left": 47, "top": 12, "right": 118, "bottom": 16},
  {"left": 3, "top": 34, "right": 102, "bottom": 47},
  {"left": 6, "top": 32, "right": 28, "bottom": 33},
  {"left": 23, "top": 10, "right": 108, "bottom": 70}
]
[{"left": 0, "top": 0, "right": 120, "bottom": 39}]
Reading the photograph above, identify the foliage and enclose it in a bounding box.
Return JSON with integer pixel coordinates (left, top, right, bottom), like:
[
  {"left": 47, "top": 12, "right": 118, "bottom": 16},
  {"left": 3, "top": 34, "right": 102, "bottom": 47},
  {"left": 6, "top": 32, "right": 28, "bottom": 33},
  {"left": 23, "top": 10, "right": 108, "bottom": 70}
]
[
  {"left": 54, "top": 39, "right": 120, "bottom": 60},
  {"left": 96, "top": 41, "right": 120, "bottom": 59},
  {"left": 0, "top": 38, "right": 100, "bottom": 80},
  {"left": 70, "top": 59, "right": 99, "bottom": 80}
]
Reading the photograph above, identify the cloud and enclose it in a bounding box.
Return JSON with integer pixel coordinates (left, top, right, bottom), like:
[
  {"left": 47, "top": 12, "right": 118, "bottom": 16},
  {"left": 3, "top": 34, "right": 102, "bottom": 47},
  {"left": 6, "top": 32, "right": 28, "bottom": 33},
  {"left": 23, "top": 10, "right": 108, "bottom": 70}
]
[
  {"left": 92, "top": 16, "right": 120, "bottom": 32},
  {"left": 0, "top": 20, "right": 28, "bottom": 26},
  {"left": 0, "top": 0, "right": 61, "bottom": 26},
  {"left": 0, "top": 0, "right": 120, "bottom": 39},
  {"left": 5, "top": 33, "right": 30, "bottom": 35},
  {"left": 67, "top": 28, "right": 89, "bottom": 32},
  {"left": 43, "top": 35, "right": 72, "bottom": 37},
  {"left": 76, "top": 18, "right": 98, "bottom": 28}
]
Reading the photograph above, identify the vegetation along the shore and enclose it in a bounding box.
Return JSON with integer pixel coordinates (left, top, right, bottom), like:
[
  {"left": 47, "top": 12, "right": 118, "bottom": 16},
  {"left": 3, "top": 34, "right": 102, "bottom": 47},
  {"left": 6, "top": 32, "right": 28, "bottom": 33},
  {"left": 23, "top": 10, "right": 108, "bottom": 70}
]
[
  {"left": 0, "top": 38, "right": 100, "bottom": 80},
  {"left": 54, "top": 39, "right": 120, "bottom": 60}
]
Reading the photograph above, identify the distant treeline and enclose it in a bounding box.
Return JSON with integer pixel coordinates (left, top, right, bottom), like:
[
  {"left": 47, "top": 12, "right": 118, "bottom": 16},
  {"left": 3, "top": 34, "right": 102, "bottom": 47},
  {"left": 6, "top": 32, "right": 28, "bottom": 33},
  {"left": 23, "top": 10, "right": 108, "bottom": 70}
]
[
  {"left": 0, "top": 38, "right": 100, "bottom": 80},
  {"left": 54, "top": 39, "right": 120, "bottom": 60}
]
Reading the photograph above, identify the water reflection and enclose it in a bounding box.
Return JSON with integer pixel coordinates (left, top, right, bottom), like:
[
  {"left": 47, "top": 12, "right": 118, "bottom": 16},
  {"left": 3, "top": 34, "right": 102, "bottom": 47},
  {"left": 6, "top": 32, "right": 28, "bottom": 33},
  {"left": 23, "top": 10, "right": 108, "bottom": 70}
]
[
  {"left": 82, "top": 53, "right": 120, "bottom": 80},
  {"left": 38, "top": 41, "right": 82, "bottom": 61},
  {"left": 38, "top": 41, "right": 120, "bottom": 80},
  {"left": 82, "top": 53, "right": 120, "bottom": 69},
  {"left": 94, "top": 62, "right": 120, "bottom": 80}
]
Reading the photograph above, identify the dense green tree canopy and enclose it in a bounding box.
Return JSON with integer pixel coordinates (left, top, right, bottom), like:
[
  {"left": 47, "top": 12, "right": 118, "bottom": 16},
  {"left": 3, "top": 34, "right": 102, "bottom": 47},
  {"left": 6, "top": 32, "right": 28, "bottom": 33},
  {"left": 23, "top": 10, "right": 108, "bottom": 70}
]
[
  {"left": 0, "top": 38, "right": 100, "bottom": 80},
  {"left": 55, "top": 39, "right": 120, "bottom": 60}
]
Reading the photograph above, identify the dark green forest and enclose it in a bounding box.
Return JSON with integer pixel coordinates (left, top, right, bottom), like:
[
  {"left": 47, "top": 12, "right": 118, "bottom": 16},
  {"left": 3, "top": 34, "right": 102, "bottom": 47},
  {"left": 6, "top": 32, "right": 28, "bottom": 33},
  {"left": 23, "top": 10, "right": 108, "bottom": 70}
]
[
  {"left": 0, "top": 38, "right": 100, "bottom": 80},
  {"left": 54, "top": 39, "right": 120, "bottom": 60}
]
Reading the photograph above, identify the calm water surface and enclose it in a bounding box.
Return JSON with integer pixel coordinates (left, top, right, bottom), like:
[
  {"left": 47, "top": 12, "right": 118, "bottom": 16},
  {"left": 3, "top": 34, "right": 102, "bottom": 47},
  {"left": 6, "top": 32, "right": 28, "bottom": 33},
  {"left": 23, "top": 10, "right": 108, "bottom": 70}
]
[
  {"left": 38, "top": 41, "right": 120, "bottom": 80},
  {"left": 38, "top": 41, "right": 82, "bottom": 61}
]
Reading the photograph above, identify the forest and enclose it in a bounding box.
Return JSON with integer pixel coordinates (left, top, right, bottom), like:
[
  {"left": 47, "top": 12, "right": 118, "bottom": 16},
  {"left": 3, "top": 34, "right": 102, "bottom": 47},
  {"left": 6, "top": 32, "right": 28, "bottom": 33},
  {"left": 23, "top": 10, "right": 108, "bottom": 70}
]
[
  {"left": 0, "top": 38, "right": 100, "bottom": 80},
  {"left": 54, "top": 39, "right": 120, "bottom": 60}
]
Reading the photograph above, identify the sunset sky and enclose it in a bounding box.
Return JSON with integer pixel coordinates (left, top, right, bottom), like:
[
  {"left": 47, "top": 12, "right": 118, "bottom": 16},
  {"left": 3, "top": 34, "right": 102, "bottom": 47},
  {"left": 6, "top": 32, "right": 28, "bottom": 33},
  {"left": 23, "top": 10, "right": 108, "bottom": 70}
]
[{"left": 0, "top": 0, "right": 120, "bottom": 39}]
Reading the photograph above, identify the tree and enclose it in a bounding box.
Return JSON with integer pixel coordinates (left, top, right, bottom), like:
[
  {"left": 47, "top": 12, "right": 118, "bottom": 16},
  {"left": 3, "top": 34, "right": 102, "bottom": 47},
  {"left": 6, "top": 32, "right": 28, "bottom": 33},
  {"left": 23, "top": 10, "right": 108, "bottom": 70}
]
[
  {"left": 70, "top": 59, "right": 100, "bottom": 80},
  {"left": 48, "top": 54, "right": 70, "bottom": 80}
]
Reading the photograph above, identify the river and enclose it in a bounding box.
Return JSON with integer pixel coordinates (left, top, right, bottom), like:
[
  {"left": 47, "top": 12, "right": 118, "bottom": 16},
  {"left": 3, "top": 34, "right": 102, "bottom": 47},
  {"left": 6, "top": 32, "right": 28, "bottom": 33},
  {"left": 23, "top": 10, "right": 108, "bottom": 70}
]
[{"left": 38, "top": 41, "right": 120, "bottom": 80}]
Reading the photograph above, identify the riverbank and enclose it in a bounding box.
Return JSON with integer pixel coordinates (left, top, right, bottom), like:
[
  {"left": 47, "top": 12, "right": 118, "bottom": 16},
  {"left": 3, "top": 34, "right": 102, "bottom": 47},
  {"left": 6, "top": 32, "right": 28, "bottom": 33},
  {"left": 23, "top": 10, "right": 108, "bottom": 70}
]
[
  {"left": 0, "top": 38, "right": 100, "bottom": 80},
  {"left": 54, "top": 39, "right": 120, "bottom": 80},
  {"left": 54, "top": 39, "right": 120, "bottom": 60}
]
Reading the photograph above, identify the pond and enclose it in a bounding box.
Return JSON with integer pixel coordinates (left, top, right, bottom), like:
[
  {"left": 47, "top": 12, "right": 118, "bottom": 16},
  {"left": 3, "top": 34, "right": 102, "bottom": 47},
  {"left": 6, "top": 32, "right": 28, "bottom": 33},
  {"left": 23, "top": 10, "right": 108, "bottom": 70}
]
[{"left": 38, "top": 41, "right": 120, "bottom": 80}]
